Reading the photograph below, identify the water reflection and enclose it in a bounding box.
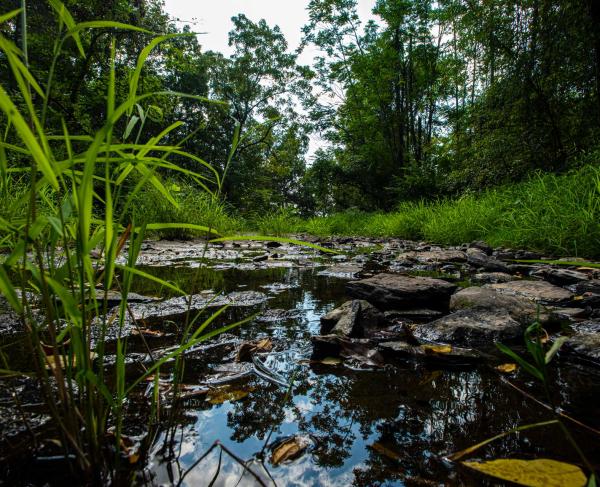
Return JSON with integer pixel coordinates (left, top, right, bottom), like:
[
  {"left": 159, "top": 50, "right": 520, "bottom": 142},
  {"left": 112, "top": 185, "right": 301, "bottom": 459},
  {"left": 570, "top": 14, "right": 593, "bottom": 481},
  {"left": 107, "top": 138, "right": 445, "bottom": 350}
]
[{"left": 139, "top": 266, "right": 600, "bottom": 486}]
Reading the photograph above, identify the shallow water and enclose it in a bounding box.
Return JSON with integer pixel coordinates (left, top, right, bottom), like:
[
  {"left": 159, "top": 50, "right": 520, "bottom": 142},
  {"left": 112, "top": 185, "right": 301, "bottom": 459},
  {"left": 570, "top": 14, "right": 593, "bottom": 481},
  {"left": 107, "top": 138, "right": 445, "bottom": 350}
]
[
  {"left": 132, "top": 262, "right": 600, "bottom": 486},
  {"left": 2, "top": 242, "right": 599, "bottom": 486}
]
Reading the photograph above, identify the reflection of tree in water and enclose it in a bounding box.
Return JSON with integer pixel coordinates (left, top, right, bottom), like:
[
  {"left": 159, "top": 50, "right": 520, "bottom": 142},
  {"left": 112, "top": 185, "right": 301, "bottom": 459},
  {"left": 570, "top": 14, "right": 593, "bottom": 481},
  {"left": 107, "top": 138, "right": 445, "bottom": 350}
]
[
  {"left": 225, "top": 378, "right": 290, "bottom": 442},
  {"left": 296, "top": 366, "right": 558, "bottom": 485}
]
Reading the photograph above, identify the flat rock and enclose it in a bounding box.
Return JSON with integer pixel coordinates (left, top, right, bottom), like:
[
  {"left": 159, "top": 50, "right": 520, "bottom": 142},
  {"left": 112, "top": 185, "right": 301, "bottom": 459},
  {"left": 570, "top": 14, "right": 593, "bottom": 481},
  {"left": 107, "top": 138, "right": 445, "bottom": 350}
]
[
  {"left": 450, "top": 286, "right": 548, "bottom": 325},
  {"left": 383, "top": 308, "right": 444, "bottom": 322},
  {"left": 534, "top": 268, "right": 589, "bottom": 286},
  {"left": 346, "top": 273, "right": 457, "bottom": 311},
  {"left": 486, "top": 280, "right": 573, "bottom": 304},
  {"left": 411, "top": 309, "right": 524, "bottom": 348},
  {"left": 379, "top": 341, "right": 482, "bottom": 364},
  {"left": 472, "top": 272, "right": 516, "bottom": 284},
  {"left": 395, "top": 250, "right": 467, "bottom": 264},
  {"left": 563, "top": 323, "right": 600, "bottom": 366},
  {"left": 317, "top": 263, "right": 363, "bottom": 279}
]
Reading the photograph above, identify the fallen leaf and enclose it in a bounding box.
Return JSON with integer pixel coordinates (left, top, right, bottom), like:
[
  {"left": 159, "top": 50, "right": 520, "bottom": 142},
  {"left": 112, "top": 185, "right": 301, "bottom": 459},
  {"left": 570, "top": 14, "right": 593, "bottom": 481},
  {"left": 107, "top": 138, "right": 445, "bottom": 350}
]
[
  {"left": 271, "top": 436, "right": 310, "bottom": 465},
  {"left": 421, "top": 344, "right": 453, "bottom": 354},
  {"left": 463, "top": 458, "right": 587, "bottom": 487},
  {"left": 45, "top": 352, "right": 97, "bottom": 371},
  {"left": 237, "top": 338, "right": 273, "bottom": 362},
  {"left": 206, "top": 385, "right": 253, "bottom": 405},
  {"left": 132, "top": 328, "right": 165, "bottom": 337},
  {"left": 371, "top": 442, "right": 402, "bottom": 461},
  {"left": 573, "top": 295, "right": 585, "bottom": 301},
  {"left": 496, "top": 363, "right": 518, "bottom": 373},
  {"left": 318, "top": 356, "right": 343, "bottom": 365}
]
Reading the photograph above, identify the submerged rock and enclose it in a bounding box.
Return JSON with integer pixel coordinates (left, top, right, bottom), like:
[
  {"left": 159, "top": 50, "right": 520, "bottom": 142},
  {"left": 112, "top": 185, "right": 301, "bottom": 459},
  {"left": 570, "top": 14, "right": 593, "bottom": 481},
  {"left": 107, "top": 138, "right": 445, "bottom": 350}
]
[
  {"left": 317, "top": 263, "right": 363, "bottom": 279},
  {"left": 346, "top": 273, "right": 457, "bottom": 311},
  {"left": 412, "top": 309, "right": 523, "bottom": 349},
  {"left": 379, "top": 340, "right": 482, "bottom": 364}
]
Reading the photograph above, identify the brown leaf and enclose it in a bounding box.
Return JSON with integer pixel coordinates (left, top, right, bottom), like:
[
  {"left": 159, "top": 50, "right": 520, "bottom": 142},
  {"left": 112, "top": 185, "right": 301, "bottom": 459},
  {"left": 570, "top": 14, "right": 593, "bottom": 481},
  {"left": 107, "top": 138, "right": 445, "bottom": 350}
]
[
  {"left": 237, "top": 338, "right": 273, "bottom": 362},
  {"left": 271, "top": 436, "right": 310, "bottom": 465},
  {"left": 421, "top": 344, "right": 453, "bottom": 354}
]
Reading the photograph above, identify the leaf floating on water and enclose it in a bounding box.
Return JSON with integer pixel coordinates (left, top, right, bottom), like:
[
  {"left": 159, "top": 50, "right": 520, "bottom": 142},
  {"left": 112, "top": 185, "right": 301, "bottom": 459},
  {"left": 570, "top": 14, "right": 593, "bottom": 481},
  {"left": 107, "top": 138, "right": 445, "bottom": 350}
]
[
  {"left": 271, "top": 435, "right": 310, "bottom": 465},
  {"left": 206, "top": 385, "right": 252, "bottom": 405},
  {"left": 318, "top": 356, "right": 343, "bottom": 365},
  {"left": 496, "top": 363, "right": 518, "bottom": 373},
  {"left": 462, "top": 458, "right": 587, "bottom": 487},
  {"left": 371, "top": 442, "right": 402, "bottom": 462},
  {"left": 237, "top": 337, "right": 273, "bottom": 362},
  {"left": 421, "top": 344, "right": 453, "bottom": 354}
]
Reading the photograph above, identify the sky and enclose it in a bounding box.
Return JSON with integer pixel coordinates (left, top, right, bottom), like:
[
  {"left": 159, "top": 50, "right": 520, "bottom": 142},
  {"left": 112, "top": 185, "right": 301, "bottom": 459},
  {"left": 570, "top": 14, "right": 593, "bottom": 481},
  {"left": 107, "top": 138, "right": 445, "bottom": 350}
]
[
  {"left": 161, "top": 0, "right": 379, "bottom": 159},
  {"left": 162, "top": 0, "right": 378, "bottom": 66}
]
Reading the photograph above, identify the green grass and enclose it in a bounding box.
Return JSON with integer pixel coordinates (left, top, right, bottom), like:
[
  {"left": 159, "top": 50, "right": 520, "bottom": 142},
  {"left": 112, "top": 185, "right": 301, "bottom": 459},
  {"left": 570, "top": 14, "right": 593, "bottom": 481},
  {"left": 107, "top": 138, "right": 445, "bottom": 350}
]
[{"left": 257, "top": 165, "right": 600, "bottom": 258}]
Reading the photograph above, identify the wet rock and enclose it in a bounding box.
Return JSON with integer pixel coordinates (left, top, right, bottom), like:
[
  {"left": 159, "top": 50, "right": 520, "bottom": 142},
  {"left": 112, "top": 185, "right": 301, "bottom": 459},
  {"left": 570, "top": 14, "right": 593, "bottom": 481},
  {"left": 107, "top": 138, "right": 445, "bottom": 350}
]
[
  {"left": 383, "top": 309, "right": 444, "bottom": 322},
  {"left": 563, "top": 322, "right": 600, "bottom": 366},
  {"left": 0, "top": 311, "right": 25, "bottom": 335},
  {"left": 572, "top": 279, "right": 600, "bottom": 295},
  {"left": 253, "top": 254, "right": 270, "bottom": 262},
  {"left": 412, "top": 309, "right": 524, "bottom": 349},
  {"left": 257, "top": 308, "right": 303, "bottom": 322},
  {"left": 311, "top": 335, "right": 385, "bottom": 368},
  {"left": 450, "top": 286, "right": 549, "bottom": 325},
  {"left": 472, "top": 272, "right": 515, "bottom": 284},
  {"left": 534, "top": 268, "right": 589, "bottom": 286},
  {"left": 320, "top": 300, "right": 383, "bottom": 337},
  {"left": 548, "top": 307, "right": 589, "bottom": 323},
  {"left": 395, "top": 250, "right": 467, "bottom": 264},
  {"left": 466, "top": 248, "right": 510, "bottom": 272},
  {"left": 486, "top": 280, "right": 573, "bottom": 304},
  {"left": 469, "top": 240, "right": 493, "bottom": 256},
  {"left": 317, "top": 263, "right": 363, "bottom": 279},
  {"left": 379, "top": 340, "right": 482, "bottom": 364},
  {"left": 260, "top": 283, "right": 299, "bottom": 294},
  {"left": 96, "top": 290, "right": 159, "bottom": 307},
  {"left": 346, "top": 273, "right": 457, "bottom": 311}
]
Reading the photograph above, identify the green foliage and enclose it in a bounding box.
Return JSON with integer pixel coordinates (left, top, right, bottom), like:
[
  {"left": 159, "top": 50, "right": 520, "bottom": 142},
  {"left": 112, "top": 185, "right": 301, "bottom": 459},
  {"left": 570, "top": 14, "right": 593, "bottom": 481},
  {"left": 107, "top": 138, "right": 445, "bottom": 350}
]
[{"left": 125, "top": 180, "right": 242, "bottom": 239}]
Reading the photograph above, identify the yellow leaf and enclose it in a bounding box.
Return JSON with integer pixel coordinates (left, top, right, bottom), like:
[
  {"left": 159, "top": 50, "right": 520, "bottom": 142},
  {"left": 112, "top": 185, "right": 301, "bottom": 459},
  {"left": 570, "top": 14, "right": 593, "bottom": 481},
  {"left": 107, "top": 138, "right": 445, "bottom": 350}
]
[
  {"left": 371, "top": 442, "right": 402, "bottom": 461},
  {"left": 496, "top": 363, "right": 518, "bottom": 373},
  {"left": 206, "top": 385, "right": 252, "bottom": 405},
  {"left": 319, "top": 356, "right": 343, "bottom": 365},
  {"left": 573, "top": 295, "right": 584, "bottom": 301},
  {"left": 421, "top": 344, "right": 453, "bottom": 354},
  {"left": 463, "top": 458, "right": 587, "bottom": 487},
  {"left": 271, "top": 436, "right": 310, "bottom": 465}
]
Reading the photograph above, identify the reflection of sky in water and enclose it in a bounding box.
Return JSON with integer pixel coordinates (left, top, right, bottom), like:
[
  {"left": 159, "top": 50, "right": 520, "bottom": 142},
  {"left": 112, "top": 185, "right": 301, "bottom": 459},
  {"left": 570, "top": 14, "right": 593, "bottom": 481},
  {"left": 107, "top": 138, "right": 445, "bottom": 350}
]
[{"left": 144, "top": 267, "right": 600, "bottom": 486}]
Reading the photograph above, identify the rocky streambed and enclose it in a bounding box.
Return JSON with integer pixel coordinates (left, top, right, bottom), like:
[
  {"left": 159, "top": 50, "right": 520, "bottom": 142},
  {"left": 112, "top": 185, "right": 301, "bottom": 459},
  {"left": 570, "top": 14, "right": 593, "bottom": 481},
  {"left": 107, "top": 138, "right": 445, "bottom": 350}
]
[{"left": 1, "top": 237, "right": 599, "bottom": 485}]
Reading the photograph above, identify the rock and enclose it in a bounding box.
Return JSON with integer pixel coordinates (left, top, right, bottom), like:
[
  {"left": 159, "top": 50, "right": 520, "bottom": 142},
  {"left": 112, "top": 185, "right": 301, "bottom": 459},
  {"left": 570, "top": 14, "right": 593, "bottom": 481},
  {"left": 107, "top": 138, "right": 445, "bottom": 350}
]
[
  {"left": 317, "top": 263, "right": 363, "bottom": 279},
  {"left": 395, "top": 250, "right": 467, "bottom": 264},
  {"left": 534, "top": 268, "right": 589, "bottom": 286},
  {"left": 466, "top": 248, "right": 510, "bottom": 272},
  {"left": 450, "top": 286, "right": 548, "bottom": 325},
  {"left": 257, "top": 308, "right": 303, "bottom": 322},
  {"left": 379, "top": 341, "right": 482, "bottom": 364},
  {"left": 563, "top": 322, "right": 600, "bottom": 366},
  {"left": 311, "top": 335, "right": 385, "bottom": 367},
  {"left": 469, "top": 240, "right": 493, "bottom": 255},
  {"left": 472, "top": 272, "right": 516, "bottom": 284},
  {"left": 412, "top": 309, "right": 524, "bottom": 348},
  {"left": 572, "top": 279, "right": 600, "bottom": 295},
  {"left": 266, "top": 241, "right": 282, "bottom": 248},
  {"left": 253, "top": 254, "right": 270, "bottom": 262},
  {"left": 486, "top": 280, "right": 573, "bottom": 304},
  {"left": 547, "top": 307, "right": 589, "bottom": 323},
  {"left": 320, "top": 300, "right": 383, "bottom": 337},
  {"left": 346, "top": 273, "right": 457, "bottom": 311},
  {"left": 383, "top": 309, "right": 444, "bottom": 322}
]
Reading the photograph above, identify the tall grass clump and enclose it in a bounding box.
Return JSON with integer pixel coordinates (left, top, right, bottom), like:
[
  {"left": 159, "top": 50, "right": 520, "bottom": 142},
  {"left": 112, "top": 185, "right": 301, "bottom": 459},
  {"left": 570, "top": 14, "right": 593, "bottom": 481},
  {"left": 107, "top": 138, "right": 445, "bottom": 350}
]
[
  {"left": 0, "top": 4, "right": 245, "bottom": 483},
  {"left": 125, "top": 179, "right": 243, "bottom": 239}
]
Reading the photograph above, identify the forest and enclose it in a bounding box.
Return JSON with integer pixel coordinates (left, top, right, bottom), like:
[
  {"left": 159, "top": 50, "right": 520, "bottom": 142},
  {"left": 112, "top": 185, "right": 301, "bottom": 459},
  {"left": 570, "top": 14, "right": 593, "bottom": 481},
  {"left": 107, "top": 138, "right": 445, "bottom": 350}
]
[{"left": 0, "top": 0, "right": 599, "bottom": 486}]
